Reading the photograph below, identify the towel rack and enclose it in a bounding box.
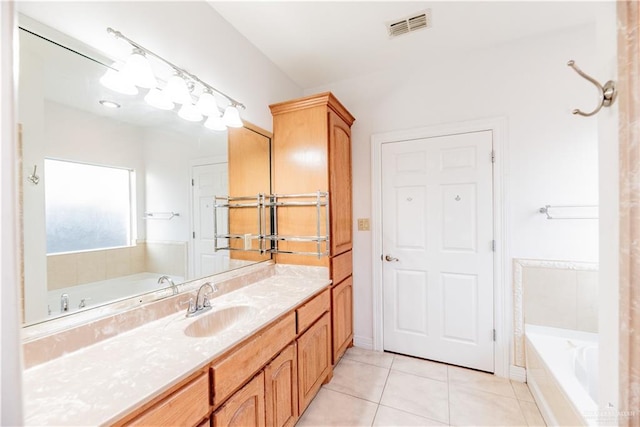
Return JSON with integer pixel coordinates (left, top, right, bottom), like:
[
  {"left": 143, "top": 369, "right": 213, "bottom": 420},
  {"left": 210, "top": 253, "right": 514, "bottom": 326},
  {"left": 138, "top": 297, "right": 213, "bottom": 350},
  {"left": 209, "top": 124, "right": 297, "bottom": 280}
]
[
  {"left": 143, "top": 212, "right": 180, "bottom": 220},
  {"left": 567, "top": 60, "right": 616, "bottom": 117},
  {"left": 539, "top": 205, "right": 598, "bottom": 220}
]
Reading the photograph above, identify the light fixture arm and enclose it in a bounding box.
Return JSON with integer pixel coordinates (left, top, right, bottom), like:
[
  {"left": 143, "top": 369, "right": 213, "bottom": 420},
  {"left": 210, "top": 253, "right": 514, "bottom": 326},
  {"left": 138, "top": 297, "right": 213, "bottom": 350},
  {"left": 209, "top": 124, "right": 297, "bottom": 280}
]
[{"left": 107, "top": 27, "right": 245, "bottom": 110}]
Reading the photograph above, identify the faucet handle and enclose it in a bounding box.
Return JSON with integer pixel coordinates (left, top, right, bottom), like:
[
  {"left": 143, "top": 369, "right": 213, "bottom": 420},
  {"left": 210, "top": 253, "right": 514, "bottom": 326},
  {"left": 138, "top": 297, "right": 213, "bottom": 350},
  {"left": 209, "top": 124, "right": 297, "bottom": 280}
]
[
  {"left": 181, "top": 298, "right": 196, "bottom": 315},
  {"left": 202, "top": 292, "right": 214, "bottom": 308}
]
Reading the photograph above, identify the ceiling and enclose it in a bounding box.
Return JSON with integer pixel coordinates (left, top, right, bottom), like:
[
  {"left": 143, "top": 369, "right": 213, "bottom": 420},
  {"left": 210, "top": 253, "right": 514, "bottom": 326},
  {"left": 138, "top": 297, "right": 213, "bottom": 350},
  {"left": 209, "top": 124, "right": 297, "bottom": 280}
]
[{"left": 210, "top": 1, "right": 599, "bottom": 89}]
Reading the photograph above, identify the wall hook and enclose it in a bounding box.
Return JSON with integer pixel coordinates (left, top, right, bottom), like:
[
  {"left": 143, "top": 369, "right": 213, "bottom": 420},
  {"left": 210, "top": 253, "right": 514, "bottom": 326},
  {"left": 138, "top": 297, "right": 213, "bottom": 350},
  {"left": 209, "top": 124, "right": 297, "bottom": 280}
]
[
  {"left": 27, "top": 165, "right": 40, "bottom": 185},
  {"left": 567, "top": 60, "right": 617, "bottom": 117}
]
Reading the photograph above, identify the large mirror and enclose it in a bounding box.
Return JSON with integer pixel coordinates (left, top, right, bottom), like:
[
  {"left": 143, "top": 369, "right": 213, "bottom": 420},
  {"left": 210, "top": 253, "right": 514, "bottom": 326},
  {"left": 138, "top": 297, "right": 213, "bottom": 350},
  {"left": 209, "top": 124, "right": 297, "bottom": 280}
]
[{"left": 18, "top": 19, "right": 271, "bottom": 326}]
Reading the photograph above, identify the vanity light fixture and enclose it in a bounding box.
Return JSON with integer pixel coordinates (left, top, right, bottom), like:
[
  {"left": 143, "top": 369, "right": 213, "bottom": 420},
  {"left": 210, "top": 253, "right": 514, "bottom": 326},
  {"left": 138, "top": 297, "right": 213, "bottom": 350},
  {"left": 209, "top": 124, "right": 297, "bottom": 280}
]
[
  {"left": 222, "top": 105, "right": 243, "bottom": 128},
  {"left": 164, "top": 73, "right": 192, "bottom": 105},
  {"left": 204, "top": 113, "right": 227, "bottom": 131},
  {"left": 195, "top": 89, "right": 218, "bottom": 116},
  {"left": 178, "top": 103, "right": 203, "bottom": 122},
  {"left": 99, "top": 100, "right": 121, "bottom": 109},
  {"left": 121, "top": 48, "right": 157, "bottom": 88},
  {"left": 144, "top": 88, "right": 174, "bottom": 110},
  {"left": 102, "top": 27, "right": 245, "bottom": 130},
  {"left": 99, "top": 68, "right": 138, "bottom": 95}
]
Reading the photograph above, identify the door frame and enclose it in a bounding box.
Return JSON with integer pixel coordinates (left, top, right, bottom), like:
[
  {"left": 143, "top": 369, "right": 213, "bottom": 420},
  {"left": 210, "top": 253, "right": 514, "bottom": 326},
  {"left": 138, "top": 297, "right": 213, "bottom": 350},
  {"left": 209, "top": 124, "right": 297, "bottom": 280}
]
[
  {"left": 189, "top": 156, "right": 228, "bottom": 279},
  {"left": 371, "top": 117, "right": 509, "bottom": 378}
]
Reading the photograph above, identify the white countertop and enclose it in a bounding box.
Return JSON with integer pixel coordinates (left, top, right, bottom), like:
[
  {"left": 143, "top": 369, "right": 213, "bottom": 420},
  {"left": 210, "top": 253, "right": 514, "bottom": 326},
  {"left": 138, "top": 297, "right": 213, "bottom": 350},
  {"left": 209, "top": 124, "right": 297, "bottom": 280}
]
[{"left": 23, "top": 270, "right": 330, "bottom": 426}]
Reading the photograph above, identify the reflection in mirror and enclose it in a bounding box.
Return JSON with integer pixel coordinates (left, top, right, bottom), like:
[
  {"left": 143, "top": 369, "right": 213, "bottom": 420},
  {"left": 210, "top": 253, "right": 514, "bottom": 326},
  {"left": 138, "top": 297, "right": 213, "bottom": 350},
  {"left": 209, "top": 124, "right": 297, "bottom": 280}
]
[{"left": 18, "top": 23, "right": 271, "bottom": 326}]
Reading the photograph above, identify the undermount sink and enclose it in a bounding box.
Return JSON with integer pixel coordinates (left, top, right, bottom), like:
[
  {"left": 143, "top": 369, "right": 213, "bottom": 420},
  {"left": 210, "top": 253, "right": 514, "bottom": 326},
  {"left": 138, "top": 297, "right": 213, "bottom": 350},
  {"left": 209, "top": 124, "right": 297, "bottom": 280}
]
[{"left": 184, "top": 305, "right": 256, "bottom": 338}]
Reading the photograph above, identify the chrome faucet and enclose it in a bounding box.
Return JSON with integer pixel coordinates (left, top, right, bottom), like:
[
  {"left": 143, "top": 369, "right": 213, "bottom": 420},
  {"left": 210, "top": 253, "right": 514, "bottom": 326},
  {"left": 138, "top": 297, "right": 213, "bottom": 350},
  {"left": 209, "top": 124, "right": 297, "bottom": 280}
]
[
  {"left": 183, "top": 282, "right": 219, "bottom": 317},
  {"left": 158, "top": 275, "right": 178, "bottom": 295},
  {"left": 60, "top": 293, "right": 69, "bottom": 312}
]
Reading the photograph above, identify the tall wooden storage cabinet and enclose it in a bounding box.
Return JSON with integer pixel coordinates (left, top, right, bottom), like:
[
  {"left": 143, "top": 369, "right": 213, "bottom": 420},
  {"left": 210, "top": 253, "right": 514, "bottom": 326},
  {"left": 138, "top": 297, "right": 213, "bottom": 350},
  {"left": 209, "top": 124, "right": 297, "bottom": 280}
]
[{"left": 269, "top": 92, "right": 355, "bottom": 364}]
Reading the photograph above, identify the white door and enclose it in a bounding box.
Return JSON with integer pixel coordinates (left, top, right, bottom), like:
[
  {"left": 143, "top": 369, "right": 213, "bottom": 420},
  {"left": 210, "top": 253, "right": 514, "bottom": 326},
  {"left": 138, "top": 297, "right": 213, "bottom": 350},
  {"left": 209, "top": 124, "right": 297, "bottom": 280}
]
[
  {"left": 381, "top": 130, "right": 494, "bottom": 372},
  {"left": 192, "top": 163, "right": 228, "bottom": 277}
]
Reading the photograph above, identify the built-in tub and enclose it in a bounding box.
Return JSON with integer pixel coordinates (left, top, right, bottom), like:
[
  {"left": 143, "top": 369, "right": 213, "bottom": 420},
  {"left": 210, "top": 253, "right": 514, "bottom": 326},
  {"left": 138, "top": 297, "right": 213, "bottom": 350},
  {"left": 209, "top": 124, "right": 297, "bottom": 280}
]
[
  {"left": 525, "top": 324, "right": 599, "bottom": 426},
  {"left": 46, "top": 272, "right": 184, "bottom": 316}
]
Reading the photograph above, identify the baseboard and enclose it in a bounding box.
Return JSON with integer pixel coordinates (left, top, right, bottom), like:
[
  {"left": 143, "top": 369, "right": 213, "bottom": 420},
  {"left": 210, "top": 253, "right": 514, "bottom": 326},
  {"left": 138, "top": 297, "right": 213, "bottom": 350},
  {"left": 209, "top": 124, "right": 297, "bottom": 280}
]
[
  {"left": 353, "top": 335, "right": 373, "bottom": 350},
  {"left": 509, "top": 365, "right": 527, "bottom": 382}
]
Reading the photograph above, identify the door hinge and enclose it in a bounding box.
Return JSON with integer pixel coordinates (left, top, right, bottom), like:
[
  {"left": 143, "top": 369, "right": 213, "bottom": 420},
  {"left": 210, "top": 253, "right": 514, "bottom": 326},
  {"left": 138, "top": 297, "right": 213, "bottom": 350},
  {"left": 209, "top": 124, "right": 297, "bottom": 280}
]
[
  {"left": 491, "top": 150, "right": 495, "bottom": 163},
  {"left": 191, "top": 178, "right": 194, "bottom": 186},
  {"left": 491, "top": 240, "right": 496, "bottom": 251},
  {"left": 192, "top": 231, "right": 196, "bottom": 238},
  {"left": 493, "top": 329, "right": 496, "bottom": 341}
]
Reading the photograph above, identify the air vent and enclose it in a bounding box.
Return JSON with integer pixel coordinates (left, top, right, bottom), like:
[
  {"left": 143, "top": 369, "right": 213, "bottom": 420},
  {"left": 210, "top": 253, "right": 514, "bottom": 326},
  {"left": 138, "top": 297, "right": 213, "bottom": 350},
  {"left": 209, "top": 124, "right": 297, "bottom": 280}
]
[{"left": 387, "top": 9, "right": 431, "bottom": 38}]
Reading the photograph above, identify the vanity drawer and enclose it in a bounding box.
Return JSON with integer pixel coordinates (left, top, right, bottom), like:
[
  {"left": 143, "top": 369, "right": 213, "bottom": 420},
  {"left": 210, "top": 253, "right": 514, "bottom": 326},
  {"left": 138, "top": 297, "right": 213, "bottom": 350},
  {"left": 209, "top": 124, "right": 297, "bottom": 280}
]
[
  {"left": 330, "top": 250, "right": 352, "bottom": 285},
  {"left": 212, "top": 312, "right": 296, "bottom": 407},
  {"left": 127, "top": 372, "right": 209, "bottom": 427},
  {"left": 296, "top": 288, "right": 330, "bottom": 334}
]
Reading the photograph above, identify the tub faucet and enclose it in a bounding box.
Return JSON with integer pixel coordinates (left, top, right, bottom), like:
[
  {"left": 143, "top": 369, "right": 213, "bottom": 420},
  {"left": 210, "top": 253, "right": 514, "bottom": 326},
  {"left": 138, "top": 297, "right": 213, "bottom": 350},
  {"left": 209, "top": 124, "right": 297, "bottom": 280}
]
[
  {"left": 60, "top": 293, "right": 69, "bottom": 312},
  {"left": 158, "top": 275, "right": 178, "bottom": 295}
]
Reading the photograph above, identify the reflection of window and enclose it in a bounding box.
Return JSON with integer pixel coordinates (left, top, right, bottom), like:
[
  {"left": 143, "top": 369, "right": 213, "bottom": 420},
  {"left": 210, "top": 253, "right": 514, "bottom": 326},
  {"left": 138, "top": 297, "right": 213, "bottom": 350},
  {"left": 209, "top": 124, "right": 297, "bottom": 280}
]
[{"left": 45, "top": 159, "right": 134, "bottom": 254}]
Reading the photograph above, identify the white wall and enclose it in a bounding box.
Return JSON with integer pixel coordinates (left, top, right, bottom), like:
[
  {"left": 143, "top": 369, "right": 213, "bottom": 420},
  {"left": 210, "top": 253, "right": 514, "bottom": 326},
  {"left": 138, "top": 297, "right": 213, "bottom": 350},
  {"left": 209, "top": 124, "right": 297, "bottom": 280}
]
[
  {"left": 16, "top": 1, "right": 303, "bottom": 131},
  {"left": 595, "top": 1, "right": 619, "bottom": 412},
  {"left": 1, "top": 1, "right": 24, "bottom": 424},
  {"left": 307, "top": 25, "right": 600, "bottom": 353},
  {"left": 142, "top": 126, "right": 227, "bottom": 244}
]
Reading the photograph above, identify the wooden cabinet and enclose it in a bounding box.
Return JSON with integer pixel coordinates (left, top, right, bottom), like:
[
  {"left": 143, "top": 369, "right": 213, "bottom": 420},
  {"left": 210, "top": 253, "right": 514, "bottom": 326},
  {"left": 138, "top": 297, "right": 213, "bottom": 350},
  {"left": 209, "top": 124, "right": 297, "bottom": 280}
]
[
  {"left": 213, "top": 372, "right": 265, "bottom": 427},
  {"left": 270, "top": 92, "right": 355, "bottom": 366},
  {"left": 264, "top": 343, "right": 298, "bottom": 427},
  {"left": 269, "top": 92, "right": 355, "bottom": 265},
  {"left": 297, "top": 312, "right": 332, "bottom": 414},
  {"left": 332, "top": 277, "right": 353, "bottom": 362},
  {"left": 212, "top": 313, "right": 296, "bottom": 406},
  {"left": 123, "top": 372, "right": 209, "bottom": 427}
]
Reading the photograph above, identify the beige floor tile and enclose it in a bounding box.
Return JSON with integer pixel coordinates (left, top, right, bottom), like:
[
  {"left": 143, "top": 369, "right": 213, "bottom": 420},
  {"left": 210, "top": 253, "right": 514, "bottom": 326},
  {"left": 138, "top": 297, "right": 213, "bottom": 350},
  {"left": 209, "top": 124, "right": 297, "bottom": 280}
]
[
  {"left": 391, "top": 354, "right": 448, "bottom": 382},
  {"left": 448, "top": 365, "right": 516, "bottom": 398},
  {"left": 297, "top": 388, "right": 378, "bottom": 427},
  {"left": 511, "top": 381, "right": 535, "bottom": 402},
  {"left": 343, "top": 346, "right": 395, "bottom": 369},
  {"left": 373, "top": 405, "right": 448, "bottom": 426},
  {"left": 449, "top": 386, "right": 526, "bottom": 426},
  {"left": 380, "top": 370, "right": 449, "bottom": 424},
  {"left": 324, "top": 357, "right": 389, "bottom": 402},
  {"left": 519, "top": 400, "right": 547, "bottom": 426}
]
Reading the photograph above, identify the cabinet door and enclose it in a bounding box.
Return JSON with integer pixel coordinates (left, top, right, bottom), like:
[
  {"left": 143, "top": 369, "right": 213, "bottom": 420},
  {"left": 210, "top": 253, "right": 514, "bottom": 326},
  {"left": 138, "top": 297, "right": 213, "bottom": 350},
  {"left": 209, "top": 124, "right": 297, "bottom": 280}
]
[
  {"left": 332, "top": 277, "right": 353, "bottom": 363},
  {"left": 265, "top": 343, "right": 298, "bottom": 427},
  {"left": 213, "top": 372, "right": 265, "bottom": 427},
  {"left": 297, "top": 312, "right": 332, "bottom": 414},
  {"left": 328, "top": 109, "right": 353, "bottom": 256},
  {"left": 126, "top": 373, "right": 209, "bottom": 427}
]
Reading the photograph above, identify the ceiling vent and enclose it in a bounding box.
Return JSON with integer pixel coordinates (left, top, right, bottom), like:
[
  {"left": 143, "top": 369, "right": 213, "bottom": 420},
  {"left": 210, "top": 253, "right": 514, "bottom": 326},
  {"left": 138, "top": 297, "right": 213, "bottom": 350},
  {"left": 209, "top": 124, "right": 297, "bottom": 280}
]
[{"left": 387, "top": 10, "right": 431, "bottom": 38}]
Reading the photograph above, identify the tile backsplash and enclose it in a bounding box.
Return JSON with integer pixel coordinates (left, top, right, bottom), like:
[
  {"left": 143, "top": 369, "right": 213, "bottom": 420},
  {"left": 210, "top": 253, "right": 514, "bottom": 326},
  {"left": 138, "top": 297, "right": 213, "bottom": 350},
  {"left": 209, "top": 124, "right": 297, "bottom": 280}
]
[
  {"left": 47, "top": 241, "right": 187, "bottom": 290},
  {"left": 523, "top": 265, "right": 599, "bottom": 332}
]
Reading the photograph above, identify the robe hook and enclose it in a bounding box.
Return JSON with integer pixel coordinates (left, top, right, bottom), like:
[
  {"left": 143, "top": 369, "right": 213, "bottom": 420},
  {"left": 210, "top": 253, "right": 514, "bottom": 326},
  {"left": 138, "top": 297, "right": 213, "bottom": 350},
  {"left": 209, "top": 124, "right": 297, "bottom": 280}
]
[{"left": 567, "top": 60, "right": 616, "bottom": 117}]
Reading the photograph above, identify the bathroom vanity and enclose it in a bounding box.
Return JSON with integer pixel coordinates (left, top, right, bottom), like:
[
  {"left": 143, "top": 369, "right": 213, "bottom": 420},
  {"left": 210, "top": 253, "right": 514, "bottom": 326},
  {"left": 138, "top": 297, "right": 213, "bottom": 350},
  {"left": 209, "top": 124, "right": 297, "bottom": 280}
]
[{"left": 23, "top": 264, "right": 333, "bottom": 426}]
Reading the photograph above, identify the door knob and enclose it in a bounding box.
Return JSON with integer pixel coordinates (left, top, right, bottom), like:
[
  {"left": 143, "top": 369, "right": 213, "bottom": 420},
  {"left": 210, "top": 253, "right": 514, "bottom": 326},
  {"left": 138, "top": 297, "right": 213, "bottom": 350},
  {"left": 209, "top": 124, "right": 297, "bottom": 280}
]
[{"left": 385, "top": 255, "right": 399, "bottom": 262}]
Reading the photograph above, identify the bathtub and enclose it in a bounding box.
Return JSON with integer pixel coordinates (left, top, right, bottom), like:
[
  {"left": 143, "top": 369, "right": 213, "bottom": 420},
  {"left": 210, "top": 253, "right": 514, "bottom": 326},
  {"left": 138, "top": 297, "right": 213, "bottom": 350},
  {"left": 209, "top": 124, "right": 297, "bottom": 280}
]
[
  {"left": 47, "top": 272, "right": 184, "bottom": 317},
  {"left": 525, "top": 324, "right": 599, "bottom": 426}
]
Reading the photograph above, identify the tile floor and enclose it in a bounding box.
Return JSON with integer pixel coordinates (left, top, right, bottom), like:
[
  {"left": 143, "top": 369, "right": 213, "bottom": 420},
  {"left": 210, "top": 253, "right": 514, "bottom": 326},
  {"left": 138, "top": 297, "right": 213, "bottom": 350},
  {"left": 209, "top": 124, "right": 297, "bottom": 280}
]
[{"left": 297, "top": 347, "right": 546, "bottom": 427}]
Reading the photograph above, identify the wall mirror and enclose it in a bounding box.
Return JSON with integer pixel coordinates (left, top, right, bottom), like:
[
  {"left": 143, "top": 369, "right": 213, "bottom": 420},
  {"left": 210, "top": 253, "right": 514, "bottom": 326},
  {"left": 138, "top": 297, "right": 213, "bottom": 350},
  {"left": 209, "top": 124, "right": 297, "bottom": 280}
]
[{"left": 18, "top": 18, "right": 271, "bottom": 327}]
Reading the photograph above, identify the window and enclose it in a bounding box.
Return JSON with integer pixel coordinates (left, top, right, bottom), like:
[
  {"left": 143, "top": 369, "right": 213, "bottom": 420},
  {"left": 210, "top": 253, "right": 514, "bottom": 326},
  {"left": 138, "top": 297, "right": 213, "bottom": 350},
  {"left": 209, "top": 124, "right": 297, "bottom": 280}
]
[{"left": 45, "top": 159, "right": 134, "bottom": 254}]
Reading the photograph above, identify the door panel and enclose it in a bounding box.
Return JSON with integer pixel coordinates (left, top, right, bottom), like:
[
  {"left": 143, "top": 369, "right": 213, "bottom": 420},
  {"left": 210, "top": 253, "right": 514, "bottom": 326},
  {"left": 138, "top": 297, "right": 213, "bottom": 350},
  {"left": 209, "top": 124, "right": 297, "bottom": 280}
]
[
  {"left": 192, "top": 163, "right": 228, "bottom": 277},
  {"left": 381, "top": 130, "right": 494, "bottom": 372}
]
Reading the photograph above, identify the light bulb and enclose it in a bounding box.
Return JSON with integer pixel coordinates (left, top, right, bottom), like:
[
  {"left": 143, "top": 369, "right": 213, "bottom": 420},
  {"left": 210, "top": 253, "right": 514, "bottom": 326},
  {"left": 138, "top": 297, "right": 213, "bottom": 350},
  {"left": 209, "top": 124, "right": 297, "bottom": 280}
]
[
  {"left": 204, "top": 114, "right": 227, "bottom": 131},
  {"left": 178, "top": 103, "right": 203, "bottom": 122},
  {"left": 222, "top": 105, "right": 243, "bottom": 128},
  {"left": 195, "top": 90, "right": 219, "bottom": 116},
  {"left": 121, "top": 49, "right": 157, "bottom": 88},
  {"left": 144, "top": 88, "right": 174, "bottom": 110},
  {"left": 99, "top": 68, "right": 138, "bottom": 95},
  {"left": 164, "top": 74, "right": 192, "bottom": 104}
]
